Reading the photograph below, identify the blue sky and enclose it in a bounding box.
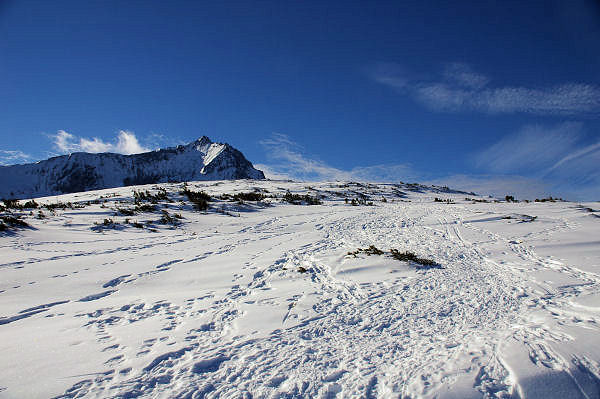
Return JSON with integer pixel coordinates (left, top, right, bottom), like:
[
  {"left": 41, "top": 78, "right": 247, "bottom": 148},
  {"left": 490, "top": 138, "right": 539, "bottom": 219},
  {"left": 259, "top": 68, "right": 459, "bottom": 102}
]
[{"left": 1, "top": 1, "right": 599, "bottom": 200}]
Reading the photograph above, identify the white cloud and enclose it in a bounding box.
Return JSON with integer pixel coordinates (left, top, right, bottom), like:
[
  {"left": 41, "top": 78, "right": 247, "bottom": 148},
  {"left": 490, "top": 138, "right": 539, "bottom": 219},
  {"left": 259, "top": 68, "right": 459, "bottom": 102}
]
[
  {"left": 443, "top": 62, "right": 489, "bottom": 89},
  {"left": 472, "top": 122, "right": 600, "bottom": 200},
  {"left": 474, "top": 122, "right": 583, "bottom": 173},
  {"left": 0, "top": 150, "right": 33, "bottom": 166},
  {"left": 371, "top": 62, "right": 600, "bottom": 115},
  {"left": 546, "top": 140, "right": 600, "bottom": 174},
  {"left": 259, "top": 133, "right": 416, "bottom": 182},
  {"left": 368, "top": 63, "right": 409, "bottom": 90},
  {"left": 252, "top": 164, "right": 293, "bottom": 180},
  {"left": 51, "top": 130, "right": 150, "bottom": 155},
  {"left": 114, "top": 131, "right": 148, "bottom": 154}
]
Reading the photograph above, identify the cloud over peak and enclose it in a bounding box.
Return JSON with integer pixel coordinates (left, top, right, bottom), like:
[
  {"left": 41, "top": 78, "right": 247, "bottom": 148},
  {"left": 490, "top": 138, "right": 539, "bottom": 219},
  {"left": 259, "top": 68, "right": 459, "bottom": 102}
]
[
  {"left": 0, "top": 150, "right": 33, "bottom": 166},
  {"left": 52, "top": 130, "right": 150, "bottom": 155}
]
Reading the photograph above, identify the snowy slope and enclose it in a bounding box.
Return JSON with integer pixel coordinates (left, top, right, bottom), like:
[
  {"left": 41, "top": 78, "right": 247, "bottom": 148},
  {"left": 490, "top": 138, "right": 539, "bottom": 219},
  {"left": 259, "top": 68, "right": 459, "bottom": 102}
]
[
  {"left": 0, "top": 181, "right": 599, "bottom": 398},
  {"left": 0, "top": 136, "right": 264, "bottom": 199}
]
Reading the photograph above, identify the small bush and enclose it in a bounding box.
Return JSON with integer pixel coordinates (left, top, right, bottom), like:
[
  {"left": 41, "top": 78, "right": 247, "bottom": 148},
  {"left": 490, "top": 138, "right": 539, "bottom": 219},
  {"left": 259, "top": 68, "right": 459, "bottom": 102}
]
[
  {"left": 389, "top": 249, "right": 440, "bottom": 269},
  {"left": 132, "top": 189, "right": 169, "bottom": 204},
  {"left": 159, "top": 210, "right": 181, "bottom": 225},
  {"left": 349, "top": 197, "right": 373, "bottom": 206},
  {"left": 465, "top": 197, "right": 489, "bottom": 203},
  {"left": 233, "top": 192, "right": 265, "bottom": 202},
  {"left": 22, "top": 200, "right": 39, "bottom": 209},
  {"left": 347, "top": 245, "right": 442, "bottom": 270},
  {"left": 534, "top": 197, "right": 563, "bottom": 203},
  {"left": 43, "top": 202, "right": 73, "bottom": 211},
  {"left": 181, "top": 186, "right": 210, "bottom": 211},
  {"left": 0, "top": 215, "right": 30, "bottom": 231},
  {"left": 434, "top": 198, "right": 454, "bottom": 204},
  {"left": 134, "top": 204, "right": 156, "bottom": 213},
  {"left": 2, "top": 199, "right": 22, "bottom": 209},
  {"left": 347, "top": 245, "right": 384, "bottom": 257},
  {"left": 283, "top": 191, "right": 322, "bottom": 205},
  {"left": 117, "top": 207, "right": 136, "bottom": 216}
]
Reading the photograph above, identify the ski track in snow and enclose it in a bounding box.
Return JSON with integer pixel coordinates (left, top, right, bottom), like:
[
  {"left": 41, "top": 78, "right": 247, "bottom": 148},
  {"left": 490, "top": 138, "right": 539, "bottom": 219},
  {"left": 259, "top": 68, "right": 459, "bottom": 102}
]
[{"left": 0, "top": 181, "right": 599, "bottom": 398}]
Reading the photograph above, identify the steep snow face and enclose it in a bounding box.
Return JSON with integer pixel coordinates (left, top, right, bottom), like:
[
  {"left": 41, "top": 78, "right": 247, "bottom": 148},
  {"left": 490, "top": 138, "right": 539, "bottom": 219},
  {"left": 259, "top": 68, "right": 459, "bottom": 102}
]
[{"left": 0, "top": 136, "right": 264, "bottom": 198}]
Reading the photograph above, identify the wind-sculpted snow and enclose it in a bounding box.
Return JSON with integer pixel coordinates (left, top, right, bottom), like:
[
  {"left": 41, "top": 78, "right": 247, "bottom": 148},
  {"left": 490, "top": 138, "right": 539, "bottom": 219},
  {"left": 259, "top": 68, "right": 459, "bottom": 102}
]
[
  {"left": 0, "top": 181, "right": 599, "bottom": 398},
  {"left": 0, "top": 136, "right": 264, "bottom": 199}
]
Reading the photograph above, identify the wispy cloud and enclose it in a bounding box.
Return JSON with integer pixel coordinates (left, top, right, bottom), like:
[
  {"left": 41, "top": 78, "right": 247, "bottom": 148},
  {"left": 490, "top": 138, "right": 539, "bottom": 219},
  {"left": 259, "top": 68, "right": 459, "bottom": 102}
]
[
  {"left": 51, "top": 130, "right": 150, "bottom": 155},
  {"left": 474, "top": 122, "right": 583, "bottom": 173},
  {"left": 259, "top": 131, "right": 599, "bottom": 200},
  {"left": 0, "top": 150, "right": 33, "bottom": 166},
  {"left": 546, "top": 140, "right": 600, "bottom": 174},
  {"left": 370, "top": 62, "right": 600, "bottom": 115},
  {"left": 442, "top": 62, "right": 489, "bottom": 89},
  {"left": 473, "top": 122, "right": 600, "bottom": 200},
  {"left": 259, "top": 133, "right": 416, "bottom": 182}
]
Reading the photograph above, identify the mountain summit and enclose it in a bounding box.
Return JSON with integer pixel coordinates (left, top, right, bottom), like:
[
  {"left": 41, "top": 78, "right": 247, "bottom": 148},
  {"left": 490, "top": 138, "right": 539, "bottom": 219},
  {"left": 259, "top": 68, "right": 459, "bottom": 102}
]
[{"left": 0, "top": 136, "right": 265, "bottom": 199}]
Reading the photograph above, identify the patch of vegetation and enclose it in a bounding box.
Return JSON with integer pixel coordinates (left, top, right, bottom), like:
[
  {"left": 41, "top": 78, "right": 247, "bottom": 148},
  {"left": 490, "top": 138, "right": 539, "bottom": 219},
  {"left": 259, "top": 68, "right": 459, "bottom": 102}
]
[
  {"left": 232, "top": 192, "right": 265, "bottom": 202},
  {"left": 133, "top": 189, "right": 169, "bottom": 204},
  {"left": 347, "top": 245, "right": 442, "bottom": 270},
  {"left": 0, "top": 214, "right": 30, "bottom": 232},
  {"left": 134, "top": 204, "right": 156, "bottom": 213},
  {"left": 344, "top": 197, "right": 373, "bottom": 206},
  {"left": 43, "top": 202, "right": 74, "bottom": 211},
  {"left": 465, "top": 197, "right": 490, "bottom": 203},
  {"left": 159, "top": 210, "right": 183, "bottom": 225},
  {"left": 283, "top": 191, "right": 322, "bottom": 205},
  {"left": 2, "top": 199, "right": 78, "bottom": 213},
  {"left": 535, "top": 197, "right": 564, "bottom": 203},
  {"left": 129, "top": 220, "right": 144, "bottom": 228},
  {"left": 22, "top": 200, "right": 39, "bottom": 209},
  {"left": 389, "top": 249, "right": 440, "bottom": 269},
  {"left": 503, "top": 214, "right": 537, "bottom": 223},
  {"left": 116, "top": 207, "right": 136, "bottom": 216},
  {"left": 347, "top": 245, "right": 385, "bottom": 257},
  {"left": 356, "top": 198, "right": 374, "bottom": 206},
  {"left": 434, "top": 197, "right": 454, "bottom": 204},
  {"left": 181, "top": 184, "right": 210, "bottom": 211},
  {"left": 2, "top": 199, "right": 21, "bottom": 209},
  {"left": 92, "top": 218, "right": 122, "bottom": 231}
]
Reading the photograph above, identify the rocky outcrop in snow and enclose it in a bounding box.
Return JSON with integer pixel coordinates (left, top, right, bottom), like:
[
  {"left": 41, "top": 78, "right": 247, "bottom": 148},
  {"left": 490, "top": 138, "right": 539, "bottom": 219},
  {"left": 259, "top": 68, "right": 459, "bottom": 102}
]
[{"left": 0, "top": 136, "right": 265, "bottom": 199}]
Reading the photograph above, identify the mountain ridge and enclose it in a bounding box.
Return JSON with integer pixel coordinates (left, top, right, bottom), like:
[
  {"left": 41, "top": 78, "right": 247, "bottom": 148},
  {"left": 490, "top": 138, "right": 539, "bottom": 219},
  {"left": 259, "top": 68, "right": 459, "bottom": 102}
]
[{"left": 0, "top": 136, "right": 265, "bottom": 199}]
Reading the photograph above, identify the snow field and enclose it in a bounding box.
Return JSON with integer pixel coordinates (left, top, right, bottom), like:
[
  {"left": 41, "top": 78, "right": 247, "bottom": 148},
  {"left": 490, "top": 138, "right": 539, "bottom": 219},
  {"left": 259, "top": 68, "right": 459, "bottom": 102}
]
[{"left": 0, "top": 181, "right": 599, "bottom": 398}]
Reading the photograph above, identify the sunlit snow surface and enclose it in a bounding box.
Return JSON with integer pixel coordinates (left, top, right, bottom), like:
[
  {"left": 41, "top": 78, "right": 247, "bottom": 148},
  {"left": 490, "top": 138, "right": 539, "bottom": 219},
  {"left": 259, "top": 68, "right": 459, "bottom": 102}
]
[{"left": 1, "top": 181, "right": 599, "bottom": 398}]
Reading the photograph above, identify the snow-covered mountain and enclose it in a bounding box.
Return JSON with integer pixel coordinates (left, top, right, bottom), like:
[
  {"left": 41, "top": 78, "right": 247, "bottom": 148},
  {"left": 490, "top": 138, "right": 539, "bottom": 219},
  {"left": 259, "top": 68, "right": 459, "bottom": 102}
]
[{"left": 0, "top": 136, "right": 265, "bottom": 199}]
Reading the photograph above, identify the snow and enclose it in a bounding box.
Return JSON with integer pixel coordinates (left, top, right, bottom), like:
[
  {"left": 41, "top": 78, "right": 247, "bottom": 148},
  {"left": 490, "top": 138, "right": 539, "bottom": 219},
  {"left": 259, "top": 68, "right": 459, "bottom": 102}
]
[
  {"left": 0, "top": 180, "right": 599, "bottom": 398},
  {"left": 202, "top": 144, "right": 226, "bottom": 166}
]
